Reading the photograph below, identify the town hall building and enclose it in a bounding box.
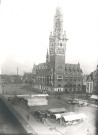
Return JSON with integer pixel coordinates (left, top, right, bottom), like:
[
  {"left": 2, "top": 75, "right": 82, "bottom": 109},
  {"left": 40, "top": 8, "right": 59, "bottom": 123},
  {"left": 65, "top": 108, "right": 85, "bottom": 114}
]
[{"left": 32, "top": 8, "right": 83, "bottom": 92}]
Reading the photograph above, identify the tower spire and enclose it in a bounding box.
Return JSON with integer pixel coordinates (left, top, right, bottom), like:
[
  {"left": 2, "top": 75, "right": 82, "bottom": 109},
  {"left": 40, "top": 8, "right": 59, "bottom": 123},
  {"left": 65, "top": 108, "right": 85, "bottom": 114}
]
[{"left": 53, "top": 8, "right": 63, "bottom": 39}]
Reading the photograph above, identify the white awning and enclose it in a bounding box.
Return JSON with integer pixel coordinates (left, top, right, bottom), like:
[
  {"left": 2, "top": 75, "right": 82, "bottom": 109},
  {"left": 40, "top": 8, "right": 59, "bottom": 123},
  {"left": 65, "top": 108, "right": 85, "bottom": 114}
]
[
  {"left": 62, "top": 113, "right": 86, "bottom": 121},
  {"left": 90, "top": 95, "right": 98, "bottom": 100}
]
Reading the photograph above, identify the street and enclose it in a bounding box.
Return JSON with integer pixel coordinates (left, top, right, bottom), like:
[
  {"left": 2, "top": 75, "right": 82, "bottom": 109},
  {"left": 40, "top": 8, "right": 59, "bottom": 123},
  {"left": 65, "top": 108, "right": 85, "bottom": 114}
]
[{"left": 3, "top": 84, "right": 98, "bottom": 135}]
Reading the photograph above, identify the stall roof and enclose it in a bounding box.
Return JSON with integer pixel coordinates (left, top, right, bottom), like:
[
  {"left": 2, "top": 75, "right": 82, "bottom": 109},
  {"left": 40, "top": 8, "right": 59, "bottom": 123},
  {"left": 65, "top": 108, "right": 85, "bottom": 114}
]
[
  {"left": 61, "top": 112, "right": 76, "bottom": 116},
  {"left": 49, "top": 108, "right": 65, "bottom": 114},
  {"left": 31, "top": 94, "right": 49, "bottom": 97},
  {"left": 54, "top": 112, "right": 76, "bottom": 119},
  {"left": 17, "top": 94, "right": 49, "bottom": 99},
  {"left": 62, "top": 113, "right": 86, "bottom": 121},
  {"left": 90, "top": 95, "right": 98, "bottom": 100},
  {"left": 24, "top": 96, "right": 48, "bottom": 100},
  {"left": 17, "top": 94, "right": 30, "bottom": 97},
  {"left": 17, "top": 94, "right": 48, "bottom": 99}
]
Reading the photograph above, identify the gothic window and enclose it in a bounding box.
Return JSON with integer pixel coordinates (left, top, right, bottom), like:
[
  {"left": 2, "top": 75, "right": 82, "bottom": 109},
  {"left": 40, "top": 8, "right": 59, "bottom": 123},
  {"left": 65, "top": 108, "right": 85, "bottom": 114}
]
[
  {"left": 65, "top": 67, "right": 67, "bottom": 71},
  {"left": 69, "top": 68, "right": 71, "bottom": 71},
  {"left": 78, "top": 84, "right": 80, "bottom": 87},
  {"left": 51, "top": 42, "right": 54, "bottom": 46}
]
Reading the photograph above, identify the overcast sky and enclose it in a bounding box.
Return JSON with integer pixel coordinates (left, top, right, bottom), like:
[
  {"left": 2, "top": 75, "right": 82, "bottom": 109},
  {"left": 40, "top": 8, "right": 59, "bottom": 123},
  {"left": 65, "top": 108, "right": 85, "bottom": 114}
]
[{"left": 0, "top": 0, "right": 98, "bottom": 75}]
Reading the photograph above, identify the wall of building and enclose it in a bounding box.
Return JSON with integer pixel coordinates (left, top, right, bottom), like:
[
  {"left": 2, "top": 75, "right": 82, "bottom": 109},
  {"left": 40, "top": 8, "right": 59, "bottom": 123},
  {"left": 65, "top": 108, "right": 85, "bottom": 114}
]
[
  {"left": 31, "top": 8, "right": 83, "bottom": 93},
  {"left": 86, "top": 81, "right": 93, "bottom": 93}
]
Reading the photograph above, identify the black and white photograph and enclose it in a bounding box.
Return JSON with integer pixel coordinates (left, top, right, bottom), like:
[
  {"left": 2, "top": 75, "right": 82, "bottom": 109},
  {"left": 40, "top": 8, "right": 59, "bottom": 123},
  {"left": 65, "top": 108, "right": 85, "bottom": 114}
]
[{"left": 0, "top": 0, "right": 98, "bottom": 135}]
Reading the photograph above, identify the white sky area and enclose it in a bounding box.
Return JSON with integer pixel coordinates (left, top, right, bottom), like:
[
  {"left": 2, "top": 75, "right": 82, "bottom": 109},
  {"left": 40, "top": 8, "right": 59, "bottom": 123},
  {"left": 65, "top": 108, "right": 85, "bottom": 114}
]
[{"left": 0, "top": 0, "right": 98, "bottom": 75}]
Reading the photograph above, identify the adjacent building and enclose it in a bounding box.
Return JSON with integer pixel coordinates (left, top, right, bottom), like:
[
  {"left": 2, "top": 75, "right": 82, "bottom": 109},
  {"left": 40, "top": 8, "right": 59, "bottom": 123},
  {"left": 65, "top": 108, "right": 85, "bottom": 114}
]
[
  {"left": 1, "top": 74, "right": 22, "bottom": 84},
  {"left": 86, "top": 74, "right": 93, "bottom": 93},
  {"left": 32, "top": 8, "right": 83, "bottom": 93},
  {"left": 86, "top": 65, "right": 98, "bottom": 94},
  {"left": 93, "top": 65, "right": 98, "bottom": 93}
]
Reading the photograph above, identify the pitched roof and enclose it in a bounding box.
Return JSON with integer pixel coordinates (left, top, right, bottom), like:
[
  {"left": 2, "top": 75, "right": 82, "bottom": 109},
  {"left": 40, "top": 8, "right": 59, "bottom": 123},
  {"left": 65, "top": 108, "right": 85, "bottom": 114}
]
[{"left": 49, "top": 108, "right": 65, "bottom": 114}]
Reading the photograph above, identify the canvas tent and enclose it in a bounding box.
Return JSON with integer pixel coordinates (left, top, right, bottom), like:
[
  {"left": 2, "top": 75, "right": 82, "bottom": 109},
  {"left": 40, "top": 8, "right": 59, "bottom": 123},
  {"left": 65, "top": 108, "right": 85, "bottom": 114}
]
[
  {"left": 62, "top": 113, "right": 86, "bottom": 122},
  {"left": 17, "top": 94, "right": 48, "bottom": 106},
  {"left": 50, "top": 111, "right": 86, "bottom": 125}
]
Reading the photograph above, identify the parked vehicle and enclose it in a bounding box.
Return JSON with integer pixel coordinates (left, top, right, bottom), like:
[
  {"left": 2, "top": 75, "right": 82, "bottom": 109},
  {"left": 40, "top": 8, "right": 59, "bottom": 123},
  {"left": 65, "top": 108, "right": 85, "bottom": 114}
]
[
  {"left": 78, "top": 100, "right": 89, "bottom": 106},
  {"left": 68, "top": 100, "right": 78, "bottom": 104},
  {"left": 34, "top": 110, "right": 50, "bottom": 122},
  {"left": 8, "top": 97, "right": 13, "bottom": 102}
]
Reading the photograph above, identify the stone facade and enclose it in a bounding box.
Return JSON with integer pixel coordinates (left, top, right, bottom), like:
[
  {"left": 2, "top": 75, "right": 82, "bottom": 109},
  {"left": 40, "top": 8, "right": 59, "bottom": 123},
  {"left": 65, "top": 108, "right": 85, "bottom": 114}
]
[
  {"left": 93, "top": 65, "right": 98, "bottom": 93},
  {"left": 86, "top": 75, "right": 93, "bottom": 93},
  {"left": 86, "top": 65, "right": 98, "bottom": 94},
  {"left": 32, "top": 8, "right": 83, "bottom": 92}
]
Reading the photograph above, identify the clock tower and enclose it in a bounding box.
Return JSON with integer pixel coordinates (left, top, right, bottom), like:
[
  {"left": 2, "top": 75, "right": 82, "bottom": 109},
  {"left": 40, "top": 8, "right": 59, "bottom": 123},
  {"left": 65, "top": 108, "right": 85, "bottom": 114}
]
[{"left": 49, "top": 8, "right": 68, "bottom": 91}]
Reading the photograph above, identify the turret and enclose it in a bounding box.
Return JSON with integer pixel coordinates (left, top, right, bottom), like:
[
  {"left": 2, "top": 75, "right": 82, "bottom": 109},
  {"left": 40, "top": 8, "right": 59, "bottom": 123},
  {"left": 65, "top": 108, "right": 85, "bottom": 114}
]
[
  {"left": 63, "top": 31, "right": 68, "bottom": 41},
  {"left": 46, "top": 49, "right": 50, "bottom": 63}
]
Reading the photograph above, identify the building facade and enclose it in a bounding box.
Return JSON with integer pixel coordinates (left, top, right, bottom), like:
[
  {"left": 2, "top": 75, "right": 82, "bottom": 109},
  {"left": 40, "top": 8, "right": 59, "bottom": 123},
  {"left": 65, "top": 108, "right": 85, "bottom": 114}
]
[
  {"left": 93, "top": 65, "right": 98, "bottom": 93},
  {"left": 86, "top": 75, "right": 93, "bottom": 93},
  {"left": 1, "top": 74, "right": 22, "bottom": 84},
  {"left": 32, "top": 8, "right": 83, "bottom": 92},
  {"left": 86, "top": 65, "right": 98, "bottom": 94}
]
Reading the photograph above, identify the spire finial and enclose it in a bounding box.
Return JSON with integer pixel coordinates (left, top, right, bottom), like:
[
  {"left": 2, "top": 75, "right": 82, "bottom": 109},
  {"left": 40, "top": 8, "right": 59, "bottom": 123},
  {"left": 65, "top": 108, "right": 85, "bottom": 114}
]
[{"left": 63, "top": 31, "right": 68, "bottom": 41}]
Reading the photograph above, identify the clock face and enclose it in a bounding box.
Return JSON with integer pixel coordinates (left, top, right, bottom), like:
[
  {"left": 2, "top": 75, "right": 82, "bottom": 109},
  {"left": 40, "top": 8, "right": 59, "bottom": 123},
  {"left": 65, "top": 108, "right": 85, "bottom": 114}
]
[
  {"left": 57, "top": 48, "right": 64, "bottom": 54},
  {"left": 59, "top": 41, "right": 64, "bottom": 48}
]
